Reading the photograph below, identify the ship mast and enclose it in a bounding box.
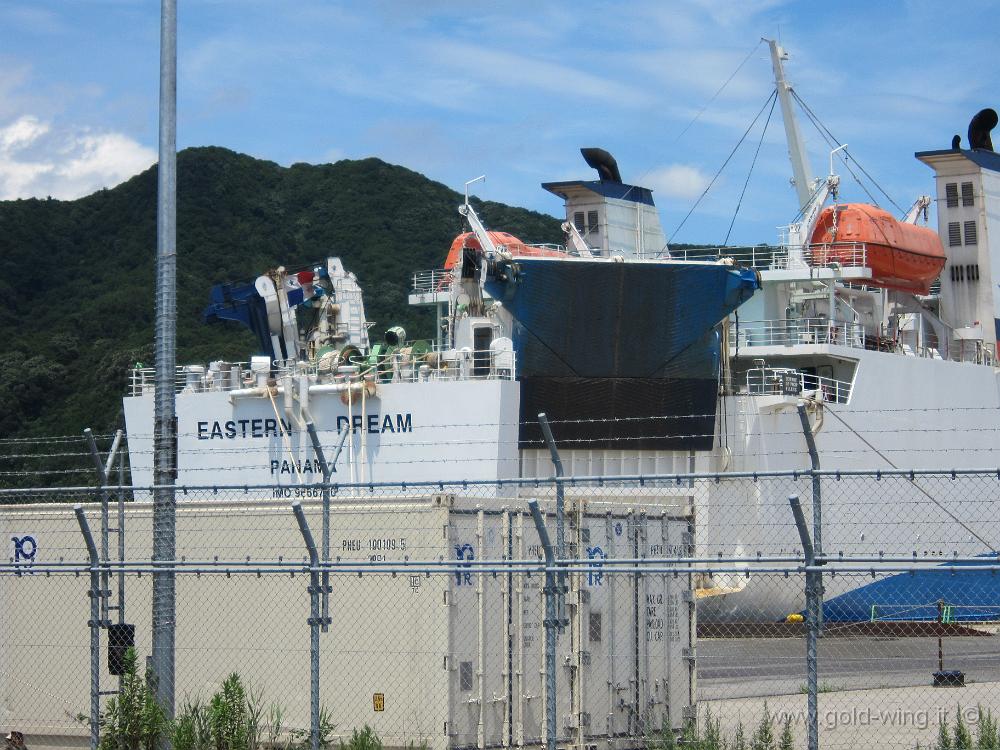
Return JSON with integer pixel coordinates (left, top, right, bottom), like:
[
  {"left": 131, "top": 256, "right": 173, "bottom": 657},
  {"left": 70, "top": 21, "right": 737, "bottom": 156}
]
[{"left": 766, "top": 38, "right": 815, "bottom": 211}]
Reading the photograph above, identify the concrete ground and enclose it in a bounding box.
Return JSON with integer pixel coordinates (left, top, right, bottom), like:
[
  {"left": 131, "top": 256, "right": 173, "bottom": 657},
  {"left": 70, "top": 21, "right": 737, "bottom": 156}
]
[{"left": 698, "top": 634, "right": 1000, "bottom": 749}]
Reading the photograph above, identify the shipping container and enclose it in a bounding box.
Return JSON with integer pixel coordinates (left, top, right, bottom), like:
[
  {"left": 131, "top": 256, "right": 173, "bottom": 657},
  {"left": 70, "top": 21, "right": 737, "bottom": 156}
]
[{"left": 1, "top": 491, "right": 694, "bottom": 750}]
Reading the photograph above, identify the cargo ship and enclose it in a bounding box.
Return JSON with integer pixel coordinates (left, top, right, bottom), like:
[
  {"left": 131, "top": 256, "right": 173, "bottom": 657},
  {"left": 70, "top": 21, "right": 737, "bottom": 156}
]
[
  {"left": 124, "top": 150, "right": 760, "bottom": 491},
  {"left": 121, "top": 43, "right": 1000, "bottom": 623}
]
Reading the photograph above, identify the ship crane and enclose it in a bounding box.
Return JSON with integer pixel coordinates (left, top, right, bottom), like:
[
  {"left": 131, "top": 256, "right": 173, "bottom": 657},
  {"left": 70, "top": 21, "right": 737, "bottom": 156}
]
[
  {"left": 767, "top": 38, "right": 945, "bottom": 294},
  {"left": 561, "top": 220, "right": 595, "bottom": 257},
  {"left": 785, "top": 171, "right": 841, "bottom": 267},
  {"left": 902, "top": 195, "right": 932, "bottom": 224}
]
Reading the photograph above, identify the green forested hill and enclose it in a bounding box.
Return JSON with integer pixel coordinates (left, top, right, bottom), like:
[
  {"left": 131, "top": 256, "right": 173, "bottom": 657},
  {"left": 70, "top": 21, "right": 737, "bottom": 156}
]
[{"left": 0, "top": 147, "right": 564, "bottom": 443}]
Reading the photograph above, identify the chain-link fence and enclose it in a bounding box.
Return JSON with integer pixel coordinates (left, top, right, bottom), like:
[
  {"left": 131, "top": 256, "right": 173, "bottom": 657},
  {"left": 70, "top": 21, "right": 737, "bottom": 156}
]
[{"left": 3, "top": 470, "right": 1000, "bottom": 750}]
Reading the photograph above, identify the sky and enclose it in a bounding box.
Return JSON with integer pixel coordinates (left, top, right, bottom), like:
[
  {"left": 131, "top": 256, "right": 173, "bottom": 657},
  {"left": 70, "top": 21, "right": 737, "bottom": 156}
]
[{"left": 0, "top": 0, "right": 997, "bottom": 247}]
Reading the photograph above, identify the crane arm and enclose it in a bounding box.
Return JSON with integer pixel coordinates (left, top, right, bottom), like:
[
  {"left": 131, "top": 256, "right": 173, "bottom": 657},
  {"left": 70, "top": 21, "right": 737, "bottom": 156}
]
[
  {"left": 561, "top": 221, "right": 594, "bottom": 257},
  {"left": 902, "top": 195, "right": 932, "bottom": 224}
]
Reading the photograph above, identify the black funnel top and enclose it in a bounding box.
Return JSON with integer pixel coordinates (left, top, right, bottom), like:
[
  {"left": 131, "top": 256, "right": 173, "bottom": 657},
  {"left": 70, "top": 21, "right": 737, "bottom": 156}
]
[
  {"left": 581, "top": 148, "right": 622, "bottom": 183},
  {"left": 969, "top": 108, "right": 998, "bottom": 151}
]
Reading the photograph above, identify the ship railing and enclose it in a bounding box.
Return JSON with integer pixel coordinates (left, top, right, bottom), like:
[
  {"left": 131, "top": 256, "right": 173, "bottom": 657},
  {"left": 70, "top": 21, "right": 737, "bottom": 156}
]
[
  {"left": 669, "top": 242, "right": 868, "bottom": 271},
  {"left": 744, "top": 367, "right": 852, "bottom": 404},
  {"left": 734, "top": 318, "right": 867, "bottom": 350},
  {"left": 951, "top": 339, "right": 996, "bottom": 367},
  {"left": 411, "top": 269, "right": 453, "bottom": 295},
  {"left": 128, "top": 348, "right": 516, "bottom": 396}
]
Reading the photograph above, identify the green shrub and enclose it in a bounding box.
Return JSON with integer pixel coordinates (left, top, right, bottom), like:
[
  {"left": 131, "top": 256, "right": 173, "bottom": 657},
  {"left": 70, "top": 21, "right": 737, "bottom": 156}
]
[
  {"left": 173, "top": 699, "right": 213, "bottom": 750},
  {"left": 977, "top": 705, "right": 999, "bottom": 750},
  {"left": 339, "top": 726, "right": 382, "bottom": 750},
  {"left": 98, "top": 648, "right": 170, "bottom": 750},
  {"left": 751, "top": 704, "right": 776, "bottom": 750},
  {"left": 779, "top": 715, "right": 795, "bottom": 750}
]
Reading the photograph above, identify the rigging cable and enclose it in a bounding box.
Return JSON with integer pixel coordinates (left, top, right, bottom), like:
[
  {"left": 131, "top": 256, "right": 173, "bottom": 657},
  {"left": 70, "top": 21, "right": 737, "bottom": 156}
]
[
  {"left": 791, "top": 90, "right": 906, "bottom": 215},
  {"left": 723, "top": 92, "right": 777, "bottom": 246},
  {"left": 819, "top": 405, "right": 997, "bottom": 552},
  {"left": 670, "top": 40, "right": 764, "bottom": 145},
  {"left": 662, "top": 89, "right": 778, "bottom": 251},
  {"left": 622, "top": 40, "right": 768, "bottom": 208},
  {"left": 791, "top": 94, "right": 883, "bottom": 208}
]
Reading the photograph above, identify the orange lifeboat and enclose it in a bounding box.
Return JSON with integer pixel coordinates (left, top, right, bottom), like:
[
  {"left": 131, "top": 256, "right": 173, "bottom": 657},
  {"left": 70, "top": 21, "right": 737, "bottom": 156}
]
[
  {"left": 443, "top": 231, "right": 566, "bottom": 270},
  {"left": 809, "top": 204, "right": 946, "bottom": 295}
]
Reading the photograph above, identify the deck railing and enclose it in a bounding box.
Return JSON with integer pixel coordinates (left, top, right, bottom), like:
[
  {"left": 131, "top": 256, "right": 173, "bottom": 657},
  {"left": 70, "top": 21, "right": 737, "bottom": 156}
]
[
  {"left": 744, "top": 367, "right": 853, "bottom": 404},
  {"left": 129, "top": 347, "right": 516, "bottom": 396},
  {"left": 411, "top": 269, "right": 453, "bottom": 296},
  {"left": 734, "top": 318, "right": 867, "bottom": 349},
  {"left": 670, "top": 242, "right": 868, "bottom": 271}
]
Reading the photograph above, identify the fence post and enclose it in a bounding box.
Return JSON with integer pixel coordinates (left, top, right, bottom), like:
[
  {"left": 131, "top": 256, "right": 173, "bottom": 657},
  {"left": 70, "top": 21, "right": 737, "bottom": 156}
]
[
  {"left": 74, "top": 505, "right": 101, "bottom": 750},
  {"left": 84, "top": 428, "right": 118, "bottom": 627},
  {"left": 292, "top": 502, "right": 321, "bottom": 750},
  {"left": 528, "top": 500, "right": 557, "bottom": 750},
  {"left": 537, "top": 413, "right": 567, "bottom": 629},
  {"left": 305, "top": 421, "right": 345, "bottom": 633},
  {"left": 796, "top": 404, "right": 823, "bottom": 632},
  {"left": 789, "top": 495, "right": 819, "bottom": 750}
]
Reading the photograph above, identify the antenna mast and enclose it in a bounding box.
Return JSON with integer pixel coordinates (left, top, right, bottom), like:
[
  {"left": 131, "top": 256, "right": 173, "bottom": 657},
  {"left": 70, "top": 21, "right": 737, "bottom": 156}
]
[{"left": 766, "top": 38, "right": 815, "bottom": 211}]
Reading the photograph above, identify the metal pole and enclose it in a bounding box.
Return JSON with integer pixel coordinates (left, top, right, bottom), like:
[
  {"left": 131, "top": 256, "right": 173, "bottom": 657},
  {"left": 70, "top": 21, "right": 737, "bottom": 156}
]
[
  {"left": 117, "top": 447, "right": 127, "bottom": 696},
  {"left": 84, "top": 428, "right": 112, "bottom": 627},
  {"left": 765, "top": 38, "right": 815, "bottom": 211},
  {"left": 528, "top": 500, "right": 557, "bottom": 750},
  {"left": 796, "top": 404, "right": 821, "bottom": 553},
  {"left": 305, "top": 422, "right": 338, "bottom": 633},
  {"left": 938, "top": 599, "right": 945, "bottom": 673},
  {"left": 797, "top": 403, "right": 823, "bottom": 632},
  {"left": 153, "top": 0, "right": 178, "bottom": 724},
  {"left": 789, "top": 495, "right": 819, "bottom": 750},
  {"left": 537, "top": 413, "right": 567, "bottom": 628},
  {"left": 117, "top": 448, "right": 126, "bottom": 626},
  {"left": 75, "top": 505, "right": 100, "bottom": 750},
  {"left": 292, "top": 502, "right": 321, "bottom": 750}
]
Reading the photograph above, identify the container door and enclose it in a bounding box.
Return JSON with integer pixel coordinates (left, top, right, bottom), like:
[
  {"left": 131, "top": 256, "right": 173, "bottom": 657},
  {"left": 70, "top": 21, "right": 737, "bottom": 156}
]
[{"left": 448, "top": 510, "right": 510, "bottom": 748}]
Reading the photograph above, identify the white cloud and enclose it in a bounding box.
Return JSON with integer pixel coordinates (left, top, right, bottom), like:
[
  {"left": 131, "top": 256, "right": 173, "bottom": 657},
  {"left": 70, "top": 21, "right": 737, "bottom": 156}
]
[
  {"left": 645, "top": 164, "right": 712, "bottom": 200},
  {"left": 0, "top": 115, "right": 155, "bottom": 200},
  {"left": 0, "top": 115, "right": 49, "bottom": 151}
]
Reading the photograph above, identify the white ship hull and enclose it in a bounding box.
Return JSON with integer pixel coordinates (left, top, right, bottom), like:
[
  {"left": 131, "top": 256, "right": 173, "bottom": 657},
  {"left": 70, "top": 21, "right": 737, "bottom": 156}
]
[
  {"left": 125, "top": 379, "right": 521, "bottom": 494},
  {"left": 701, "top": 345, "right": 1000, "bottom": 620},
  {"left": 123, "top": 342, "right": 1000, "bottom": 622}
]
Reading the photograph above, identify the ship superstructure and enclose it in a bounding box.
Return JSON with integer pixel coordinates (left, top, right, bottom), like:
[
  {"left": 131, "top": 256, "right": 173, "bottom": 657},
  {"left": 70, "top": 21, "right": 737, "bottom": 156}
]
[{"left": 124, "top": 153, "right": 758, "bottom": 490}]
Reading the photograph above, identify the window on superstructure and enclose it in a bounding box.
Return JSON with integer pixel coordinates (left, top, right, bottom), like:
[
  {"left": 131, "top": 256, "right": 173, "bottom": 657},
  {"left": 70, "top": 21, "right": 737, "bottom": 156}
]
[
  {"left": 574, "top": 212, "right": 585, "bottom": 232},
  {"left": 587, "top": 210, "right": 599, "bottom": 236},
  {"left": 962, "top": 182, "right": 975, "bottom": 207},
  {"left": 946, "top": 183, "right": 959, "bottom": 208},
  {"left": 948, "top": 222, "right": 961, "bottom": 246},
  {"left": 964, "top": 220, "right": 978, "bottom": 246}
]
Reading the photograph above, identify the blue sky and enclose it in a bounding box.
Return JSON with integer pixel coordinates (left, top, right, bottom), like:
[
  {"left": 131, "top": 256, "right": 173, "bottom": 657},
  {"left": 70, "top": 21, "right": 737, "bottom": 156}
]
[{"left": 1, "top": 0, "right": 997, "bottom": 247}]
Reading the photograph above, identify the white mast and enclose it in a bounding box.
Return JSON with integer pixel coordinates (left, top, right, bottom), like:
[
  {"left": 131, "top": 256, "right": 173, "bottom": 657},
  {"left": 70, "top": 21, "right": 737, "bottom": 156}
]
[{"left": 766, "top": 38, "right": 815, "bottom": 211}]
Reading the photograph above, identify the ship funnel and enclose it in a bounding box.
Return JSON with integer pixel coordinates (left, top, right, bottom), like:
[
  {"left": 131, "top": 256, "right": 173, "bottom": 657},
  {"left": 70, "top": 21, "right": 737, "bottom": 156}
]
[
  {"left": 969, "top": 108, "right": 998, "bottom": 152},
  {"left": 581, "top": 148, "right": 622, "bottom": 183},
  {"left": 542, "top": 151, "right": 667, "bottom": 258}
]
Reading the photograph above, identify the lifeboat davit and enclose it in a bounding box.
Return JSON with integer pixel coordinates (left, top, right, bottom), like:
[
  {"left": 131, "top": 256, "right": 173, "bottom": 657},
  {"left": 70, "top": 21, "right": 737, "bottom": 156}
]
[
  {"left": 809, "top": 204, "right": 946, "bottom": 295},
  {"left": 443, "top": 231, "right": 566, "bottom": 270}
]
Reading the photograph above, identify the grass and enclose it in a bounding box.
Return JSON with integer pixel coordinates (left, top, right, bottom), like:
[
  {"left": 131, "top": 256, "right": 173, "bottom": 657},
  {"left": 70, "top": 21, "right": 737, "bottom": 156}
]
[
  {"left": 647, "top": 705, "right": 795, "bottom": 750},
  {"left": 797, "top": 681, "right": 838, "bottom": 694}
]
